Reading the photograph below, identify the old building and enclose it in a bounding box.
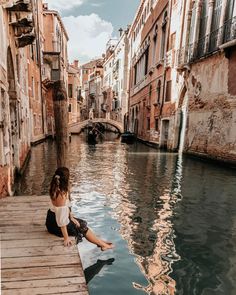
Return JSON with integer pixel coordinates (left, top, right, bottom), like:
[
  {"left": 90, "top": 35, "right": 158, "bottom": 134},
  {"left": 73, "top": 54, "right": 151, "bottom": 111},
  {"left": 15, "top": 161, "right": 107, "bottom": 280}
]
[
  {"left": 103, "top": 30, "right": 130, "bottom": 128},
  {"left": 68, "top": 60, "right": 82, "bottom": 125},
  {"left": 27, "top": 0, "right": 46, "bottom": 144},
  {"left": 128, "top": 0, "right": 172, "bottom": 148},
  {"left": 80, "top": 59, "right": 103, "bottom": 120},
  {"left": 0, "top": 0, "right": 36, "bottom": 196},
  {"left": 176, "top": 0, "right": 236, "bottom": 163},
  {"left": 102, "top": 39, "right": 118, "bottom": 120},
  {"left": 42, "top": 2, "right": 69, "bottom": 137}
]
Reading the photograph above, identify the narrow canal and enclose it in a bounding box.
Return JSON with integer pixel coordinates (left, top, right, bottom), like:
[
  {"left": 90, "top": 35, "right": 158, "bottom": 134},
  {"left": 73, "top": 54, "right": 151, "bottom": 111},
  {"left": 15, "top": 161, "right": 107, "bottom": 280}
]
[{"left": 17, "top": 134, "right": 236, "bottom": 295}]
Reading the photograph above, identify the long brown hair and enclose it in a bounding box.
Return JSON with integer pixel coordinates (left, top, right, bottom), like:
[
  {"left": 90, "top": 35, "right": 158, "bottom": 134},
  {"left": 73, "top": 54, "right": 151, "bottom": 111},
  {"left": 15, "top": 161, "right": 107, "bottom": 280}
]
[{"left": 49, "top": 167, "right": 70, "bottom": 201}]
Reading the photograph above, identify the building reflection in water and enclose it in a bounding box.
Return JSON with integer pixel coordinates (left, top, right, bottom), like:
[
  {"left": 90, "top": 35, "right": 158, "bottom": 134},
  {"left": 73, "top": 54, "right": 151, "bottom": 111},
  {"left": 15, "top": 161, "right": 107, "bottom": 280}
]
[{"left": 110, "top": 149, "right": 184, "bottom": 295}]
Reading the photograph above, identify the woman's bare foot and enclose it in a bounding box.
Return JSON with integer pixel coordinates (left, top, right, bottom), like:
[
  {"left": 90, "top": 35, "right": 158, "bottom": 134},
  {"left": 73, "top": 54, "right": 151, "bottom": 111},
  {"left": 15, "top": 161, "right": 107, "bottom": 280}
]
[
  {"left": 97, "top": 240, "right": 113, "bottom": 248},
  {"left": 101, "top": 242, "right": 114, "bottom": 251}
]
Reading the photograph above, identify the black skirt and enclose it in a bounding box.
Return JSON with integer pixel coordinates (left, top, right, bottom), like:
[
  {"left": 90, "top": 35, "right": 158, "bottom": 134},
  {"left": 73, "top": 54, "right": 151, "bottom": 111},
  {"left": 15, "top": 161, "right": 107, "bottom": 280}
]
[{"left": 45, "top": 209, "right": 89, "bottom": 244}]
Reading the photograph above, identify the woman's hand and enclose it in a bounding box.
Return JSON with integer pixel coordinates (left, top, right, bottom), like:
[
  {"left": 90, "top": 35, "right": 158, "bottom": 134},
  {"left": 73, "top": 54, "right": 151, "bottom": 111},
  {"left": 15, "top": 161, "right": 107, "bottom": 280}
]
[{"left": 64, "top": 238, "right": 73, "bottom": 247}]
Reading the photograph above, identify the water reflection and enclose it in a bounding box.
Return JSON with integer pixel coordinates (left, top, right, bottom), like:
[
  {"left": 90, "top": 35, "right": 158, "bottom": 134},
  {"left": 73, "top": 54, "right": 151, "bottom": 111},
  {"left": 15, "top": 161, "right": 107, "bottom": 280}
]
[
  {"left": 111, "top": 149, "right": 183, "bottom": 295},
  {"left": 17, "top": 135, "right": 236, "bottom": 295}
]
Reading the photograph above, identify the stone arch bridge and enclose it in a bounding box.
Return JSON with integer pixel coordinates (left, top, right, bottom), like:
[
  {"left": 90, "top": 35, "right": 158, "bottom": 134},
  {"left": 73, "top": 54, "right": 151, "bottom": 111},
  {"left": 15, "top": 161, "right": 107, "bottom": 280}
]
[{"left": 69, "top": 118, "right": 124, "bottom": 134}]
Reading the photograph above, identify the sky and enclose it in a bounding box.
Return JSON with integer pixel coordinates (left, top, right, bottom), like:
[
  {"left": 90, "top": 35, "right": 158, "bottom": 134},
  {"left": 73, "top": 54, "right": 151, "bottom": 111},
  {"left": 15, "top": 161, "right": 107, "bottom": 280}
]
[{"left": 45, "top": 0, "right": 140, "bottom": 64}]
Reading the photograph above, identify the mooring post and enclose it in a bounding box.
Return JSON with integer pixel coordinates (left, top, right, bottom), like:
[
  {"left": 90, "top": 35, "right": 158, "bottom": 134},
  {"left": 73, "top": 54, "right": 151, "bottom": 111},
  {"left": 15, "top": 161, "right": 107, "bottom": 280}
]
[{"left": 52, "top": 80, "right": 69, "bottom": 167}]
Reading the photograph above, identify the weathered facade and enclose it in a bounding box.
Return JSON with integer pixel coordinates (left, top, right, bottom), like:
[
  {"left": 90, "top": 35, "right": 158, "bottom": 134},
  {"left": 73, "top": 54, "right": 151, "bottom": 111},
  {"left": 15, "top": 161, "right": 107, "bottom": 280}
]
[
  {"left": 128, "top": 0, "right": 236, "bottom": 165},
  {"left": 68, "top": 60, "right": 82, "bottom": 125},
  {"left": 42, "top": 3, "right": 69, "bottom": 137},
  {"left": 103, "top": 31, "right": 130, "bottom": 128},
  {"left": 80, "top": 59, "right": 103, "bottom": 120},
  {"left": 128, "top": 0, "right": 171, "bottom": 147},
  {"left": 176, "top": 0, "right": 236, "bottom": 163},
  {"left": 27, "top": 0, "right": 46, "bottom": 144},
  {"left": 0, "top": 0, "right": 36, "bottom": 196}
]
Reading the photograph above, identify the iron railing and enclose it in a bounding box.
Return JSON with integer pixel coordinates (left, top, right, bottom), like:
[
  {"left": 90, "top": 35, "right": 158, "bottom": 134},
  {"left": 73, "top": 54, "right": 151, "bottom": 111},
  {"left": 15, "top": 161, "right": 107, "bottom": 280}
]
[{"left": 176, "top": 16, "right": 236, "bottom": 67}]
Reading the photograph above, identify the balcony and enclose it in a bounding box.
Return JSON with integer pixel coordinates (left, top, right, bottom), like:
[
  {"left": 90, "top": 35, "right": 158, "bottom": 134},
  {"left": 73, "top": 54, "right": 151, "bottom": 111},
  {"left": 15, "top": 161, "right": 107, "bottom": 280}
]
[
  {"left": 176, "top": 17, "right": 236, "bottom": 68},
  {"left": 6, "top": 0, "right": 32, "bottom": 12},
  {"left": 43, "top": 52, "right": 61, "bottom": 81},
  {"left": 7, "top": 1, "right": 35, "bottom": 48}
]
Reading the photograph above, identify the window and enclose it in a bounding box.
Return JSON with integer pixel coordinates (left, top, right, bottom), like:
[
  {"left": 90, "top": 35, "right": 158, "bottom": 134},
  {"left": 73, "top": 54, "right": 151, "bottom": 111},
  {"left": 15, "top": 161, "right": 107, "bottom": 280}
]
[
  {"left": 165, "top": 80, "right": 172, "bottom": 102},
  {"left": 68, "top": 84, "right": 73, "bottom": 98},
  {"left": 209, "top": 0, "right": 222, "bottom": 51},
  {"left": 30, "top": 43, "right": 34, "bottom": 60},
  {"left": 160, "top": 11, "right": 168, "bottom": 60},
  {"left": 33, "top": 114, "right": 37, "bottom": 128},
  {"left": 157, "top": 80, "right": 161, "bottom": 103},
  {"left": 37, "top": 81, "right": 40, "bottom": 99},
  {"left": 189, "top": 2, "right": 196, "bottom": 44},
  {"left": 152, "top": 25, "right": 158, "bottom": 64},
  {"left": 68, "top": 104, "right": 72, "bottom": 112},
  {"left": 147, "top": 118, "right": 150, "bottom": 130},
  {"left": 155, "top": 118, "right": 159, "bottom": 131},
  {"left": 134, "top": 64, "right": 137, "bottom": 85},
  {"left": 169, "top": 32, "right": 176, "bottom": 50},
  {"left": 144, "top": 47, "right": 149, "bottom": 75},
  {"left": 197, "top": 0, "right": 208, "bottom": 57},
  {"left": 32, "top": 77, "right": 34, "bottom": 98},
  {"left": 16, "top": 54, "right": 20, "bottom": 83}
]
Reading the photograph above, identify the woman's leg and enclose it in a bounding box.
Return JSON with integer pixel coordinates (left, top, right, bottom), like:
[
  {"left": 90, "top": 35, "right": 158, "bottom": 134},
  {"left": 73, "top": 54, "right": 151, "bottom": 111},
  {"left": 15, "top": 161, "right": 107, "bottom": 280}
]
[{"left": 85, "top": 229, "right": 114, "bottom": 251}]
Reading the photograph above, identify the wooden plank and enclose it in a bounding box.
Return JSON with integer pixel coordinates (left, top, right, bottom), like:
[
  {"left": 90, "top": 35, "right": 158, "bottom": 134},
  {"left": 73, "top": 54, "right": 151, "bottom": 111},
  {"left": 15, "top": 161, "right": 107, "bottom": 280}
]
[
  {"left": 0, "top": 225, "right": 46, "bottom": 233},
  {"left": 2, "top": 284, "right": 88, "bottom": 295},
  {"left": 0, "top": 196, "right": 49, "bottom": 203},
  {"left": 2, "top": 244, "right": 79, "bottom": 258},
  {"left": 0, "top": 219, "right": 45, "bottom": 226},
  {"left": 2, "top": 266, "right": 84, "bottom": 282},
  {"left": 2, "top": 277, "right": 86, "bottom": 289},
  {"left": 0, "top": 195, "right": 88, "bottom": 295},
  {"left": 2, "top": 254, "right": 81, "bottom": 269},
  {"left": 1, "top": 238, "right": 64, "bottom": 248},
  {"left": 0, "top": 210, "right": 47, "bottom": 220},
  {"left": 0, "top": 232, "right": 57, "bottom": 241}
]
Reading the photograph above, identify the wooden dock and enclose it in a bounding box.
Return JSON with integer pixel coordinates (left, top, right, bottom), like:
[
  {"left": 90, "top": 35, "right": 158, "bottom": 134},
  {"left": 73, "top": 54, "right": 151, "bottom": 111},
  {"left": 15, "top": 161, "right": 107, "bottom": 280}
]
[{"left": 0, "top": 196, "right": 89, "bottom": 295}]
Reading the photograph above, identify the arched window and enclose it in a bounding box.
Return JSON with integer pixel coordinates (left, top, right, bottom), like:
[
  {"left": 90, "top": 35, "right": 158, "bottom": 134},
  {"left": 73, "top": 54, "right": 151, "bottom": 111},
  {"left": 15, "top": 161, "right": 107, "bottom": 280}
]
[
  {"left": 160, "top": 11, "right": 168, "bottom": 60},
  {"left": 152, "top": 24, "right": 158, "bottom": 64}
]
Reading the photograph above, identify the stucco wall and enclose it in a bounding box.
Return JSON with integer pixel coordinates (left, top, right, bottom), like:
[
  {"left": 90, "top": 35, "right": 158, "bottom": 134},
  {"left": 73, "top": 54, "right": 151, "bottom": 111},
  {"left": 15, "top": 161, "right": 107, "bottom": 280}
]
[{"left": 184, "top": 51, "right": 236, "bottom": 164}]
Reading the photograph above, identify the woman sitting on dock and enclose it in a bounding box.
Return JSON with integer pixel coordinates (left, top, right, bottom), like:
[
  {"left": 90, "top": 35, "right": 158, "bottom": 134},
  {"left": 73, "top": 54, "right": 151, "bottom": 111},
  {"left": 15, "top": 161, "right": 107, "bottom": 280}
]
[{"left": 46, "top": 167, "right": 114, "bottom": 250}]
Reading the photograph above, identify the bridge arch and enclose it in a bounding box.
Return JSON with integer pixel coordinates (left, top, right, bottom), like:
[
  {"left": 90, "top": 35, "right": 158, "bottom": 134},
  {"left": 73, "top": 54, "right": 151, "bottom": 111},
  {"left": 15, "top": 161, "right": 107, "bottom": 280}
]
[{"left": 69, "top": 118, "right": 124, "bottom": 134}]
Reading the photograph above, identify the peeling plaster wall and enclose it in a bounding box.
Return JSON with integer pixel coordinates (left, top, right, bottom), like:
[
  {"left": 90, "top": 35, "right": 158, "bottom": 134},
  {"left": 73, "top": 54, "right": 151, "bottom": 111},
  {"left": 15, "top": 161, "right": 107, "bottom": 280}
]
[{"left": 184, "top": 51, "right": 236, "bottom": 164}]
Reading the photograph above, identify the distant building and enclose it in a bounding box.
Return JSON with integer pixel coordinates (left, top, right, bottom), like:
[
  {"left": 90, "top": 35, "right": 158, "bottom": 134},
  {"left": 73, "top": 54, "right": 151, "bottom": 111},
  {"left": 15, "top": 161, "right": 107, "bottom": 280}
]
[
  {"left": 68, "top": 60, "right": 82, "bottom": 125},
  {"left": 80, "top": 59, "right": 104, "bottom": 120},
  {"left": 42, "top": 2, "right": 69, "bottom": 137}
]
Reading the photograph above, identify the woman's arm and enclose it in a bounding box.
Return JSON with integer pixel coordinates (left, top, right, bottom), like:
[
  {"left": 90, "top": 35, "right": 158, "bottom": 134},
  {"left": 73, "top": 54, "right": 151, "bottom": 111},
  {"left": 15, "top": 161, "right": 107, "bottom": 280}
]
[{"left": 69, "top": 210, "right": 80, "bottom": 228}]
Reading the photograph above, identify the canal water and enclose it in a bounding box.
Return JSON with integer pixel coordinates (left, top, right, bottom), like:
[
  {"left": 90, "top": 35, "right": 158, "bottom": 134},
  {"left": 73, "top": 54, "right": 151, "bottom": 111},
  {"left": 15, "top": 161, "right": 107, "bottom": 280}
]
[{"left": 17, "top": 134, "right": 236, "bottom": 295}]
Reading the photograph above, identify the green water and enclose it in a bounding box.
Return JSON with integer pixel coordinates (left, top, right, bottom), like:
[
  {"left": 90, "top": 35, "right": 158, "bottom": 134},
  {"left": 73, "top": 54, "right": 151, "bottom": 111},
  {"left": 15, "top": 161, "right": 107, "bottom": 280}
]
[{"left": 17, "top": 134, "right": 236, "bottom": 294}]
